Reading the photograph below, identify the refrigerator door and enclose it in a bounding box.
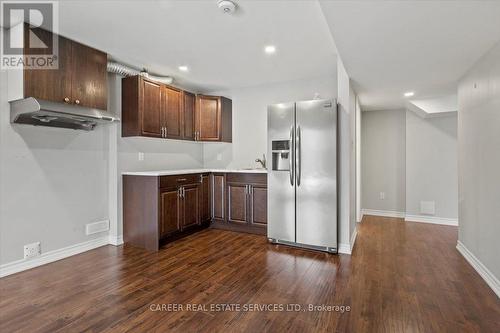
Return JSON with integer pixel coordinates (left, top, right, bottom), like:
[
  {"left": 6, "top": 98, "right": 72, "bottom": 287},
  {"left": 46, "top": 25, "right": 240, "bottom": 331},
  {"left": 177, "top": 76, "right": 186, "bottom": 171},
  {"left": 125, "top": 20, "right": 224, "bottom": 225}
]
[
  {"left": 267, "top": 102, "right": 296, "bottom": 243},
  {"left": 295, "top": 99, "right": 337, "bottom": 249}
]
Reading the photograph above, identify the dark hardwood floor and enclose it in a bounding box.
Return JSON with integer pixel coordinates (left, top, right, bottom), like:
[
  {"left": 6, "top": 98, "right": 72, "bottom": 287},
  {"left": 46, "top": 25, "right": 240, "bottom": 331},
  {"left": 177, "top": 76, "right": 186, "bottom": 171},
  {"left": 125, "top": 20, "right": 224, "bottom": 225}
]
[{"left": 1, "top": 216, "right": 499, "bottom": 332}]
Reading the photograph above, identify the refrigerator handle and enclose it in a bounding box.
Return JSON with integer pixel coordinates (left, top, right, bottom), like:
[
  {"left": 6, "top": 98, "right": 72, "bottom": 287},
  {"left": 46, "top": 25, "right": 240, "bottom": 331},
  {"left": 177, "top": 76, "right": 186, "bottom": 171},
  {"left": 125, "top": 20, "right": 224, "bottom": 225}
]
[
  {"left": 296, "top": 125, "right": 301, "bottom": 186},
  {"left": 289, "top": 126, "right": 294, "bottom": 186}
]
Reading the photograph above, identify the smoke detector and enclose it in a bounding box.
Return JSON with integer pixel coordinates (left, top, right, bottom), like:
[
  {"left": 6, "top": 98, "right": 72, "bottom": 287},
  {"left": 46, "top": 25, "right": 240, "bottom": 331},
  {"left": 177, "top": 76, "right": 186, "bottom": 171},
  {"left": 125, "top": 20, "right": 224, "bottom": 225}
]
[{"left": 218, "top": 0, "right": 236, "bottom": 14}]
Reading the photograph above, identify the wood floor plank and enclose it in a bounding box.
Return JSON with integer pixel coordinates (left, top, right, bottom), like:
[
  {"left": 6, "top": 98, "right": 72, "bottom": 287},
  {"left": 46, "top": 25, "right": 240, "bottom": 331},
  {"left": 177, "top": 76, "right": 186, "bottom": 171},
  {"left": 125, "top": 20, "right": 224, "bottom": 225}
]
[{"left": 1, "top": 217, "right": 499, "bottom": 333}]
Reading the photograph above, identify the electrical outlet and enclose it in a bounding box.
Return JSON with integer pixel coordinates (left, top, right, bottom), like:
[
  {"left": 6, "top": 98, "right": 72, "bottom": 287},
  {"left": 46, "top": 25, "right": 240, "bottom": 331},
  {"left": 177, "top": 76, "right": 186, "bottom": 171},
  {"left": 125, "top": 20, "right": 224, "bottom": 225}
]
[
  {"left": 379, "top": 192, "right": 386, "bottom": 200},
  {"left": 138, "top": 152, "right": 144, "bottom": 161},
  {"left": 217, "top": 153, "right": 222, "bottom": 161},
  {"left": 24, "top": 242, "right": 41, "bottom": 259}
]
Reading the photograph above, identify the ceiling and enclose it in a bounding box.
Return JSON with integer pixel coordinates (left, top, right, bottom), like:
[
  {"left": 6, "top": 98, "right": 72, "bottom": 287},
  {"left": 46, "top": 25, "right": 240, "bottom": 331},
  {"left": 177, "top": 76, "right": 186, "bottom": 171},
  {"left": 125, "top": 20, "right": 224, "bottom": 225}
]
[
  {"left": 57, "top": 0, "right": 337, "bottom": 93},
  {"left": 319, "top": 0, "right": 500, "bottom": 111}
]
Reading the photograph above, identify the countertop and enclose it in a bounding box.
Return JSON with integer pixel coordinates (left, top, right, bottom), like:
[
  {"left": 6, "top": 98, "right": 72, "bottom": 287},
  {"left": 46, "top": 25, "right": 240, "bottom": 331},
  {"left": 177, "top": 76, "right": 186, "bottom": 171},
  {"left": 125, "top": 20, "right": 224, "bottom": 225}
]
[{"left": 122, "top": 168, "right": 267, "bottom": 176}]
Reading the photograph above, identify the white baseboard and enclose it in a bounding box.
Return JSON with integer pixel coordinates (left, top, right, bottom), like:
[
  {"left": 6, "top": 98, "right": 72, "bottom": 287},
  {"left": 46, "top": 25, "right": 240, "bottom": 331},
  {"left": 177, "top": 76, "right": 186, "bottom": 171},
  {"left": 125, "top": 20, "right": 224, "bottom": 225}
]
[
  {"left": 0, "top": 236, "right": 109, "bottom": 278},
  {"left": 108, "top": 234, "right": 124, "bottom": 246},
  {"left": 338, "top": 243, "right": 351, "bottom": 254},
  {"left": 405, "top": 214, "right": 458, "bottom": 226},
  {"left": 361, "top": 209, "right": 405, "bottom": 218},
  {"left": 456, "top": 241, "right": 500, "bottom": 298},
  {"left": 350, "top": 226, "right": 358, "bottom": 253}
]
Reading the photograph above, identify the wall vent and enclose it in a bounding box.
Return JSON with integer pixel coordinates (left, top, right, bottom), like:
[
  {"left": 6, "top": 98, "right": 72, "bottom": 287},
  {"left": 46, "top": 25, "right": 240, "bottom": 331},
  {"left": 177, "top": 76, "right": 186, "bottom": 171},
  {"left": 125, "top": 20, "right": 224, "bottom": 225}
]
[{"left": 86, "top": 220, "right": 110, "bottom": 235}]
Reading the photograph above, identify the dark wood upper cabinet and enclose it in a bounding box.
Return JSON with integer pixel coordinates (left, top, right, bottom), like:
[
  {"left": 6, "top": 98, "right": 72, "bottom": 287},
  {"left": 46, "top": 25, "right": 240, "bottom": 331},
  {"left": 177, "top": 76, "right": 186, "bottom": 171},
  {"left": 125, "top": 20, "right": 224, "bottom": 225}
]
[
  {"left": 164, "top": 86, "right": 183, "bottom": 139},
  {"left": 23, "top": 28, "right": 72, "bottom": 105},
  {"left": 22, "top": 25, "right": 108, "bottom": 110},
  {"left": 183, "top": 91, "right": 196, "bottom": 140},
  {"left": 142, "top": 79, "right": 163, "bottom": 137},
  {"left": 70, "top": 41, "right": 108, "bottom": 110},
  {"left": 122, "top": 78, "right": 231, "bottom": 142},
  {"left": 196, "top": 95, "right": 232, "bottom": 142}
]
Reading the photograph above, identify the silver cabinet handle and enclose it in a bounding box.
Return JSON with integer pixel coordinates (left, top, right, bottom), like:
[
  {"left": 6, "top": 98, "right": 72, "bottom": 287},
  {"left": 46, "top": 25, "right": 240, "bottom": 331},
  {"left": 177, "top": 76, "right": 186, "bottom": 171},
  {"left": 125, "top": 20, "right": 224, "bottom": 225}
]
[
  {"left": 296, "top": 125, "right": 301, "bottom": 186},
  {"left": 182, "top": 187, "right": 185, "bottom": 198},
  {"left": 177, "top": 178, "right": 187, "bottom": 182},
  {"left": 289, "top": 126, "right": 294, "bottom": 186}
]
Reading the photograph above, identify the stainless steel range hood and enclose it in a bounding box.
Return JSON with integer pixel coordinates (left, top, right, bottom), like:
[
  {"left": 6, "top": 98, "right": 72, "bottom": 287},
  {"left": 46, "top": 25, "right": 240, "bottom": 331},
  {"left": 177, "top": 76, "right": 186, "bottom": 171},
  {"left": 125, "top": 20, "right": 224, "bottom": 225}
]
[{"left": 9, "top": 97, "right": 119, "bottom": 131}]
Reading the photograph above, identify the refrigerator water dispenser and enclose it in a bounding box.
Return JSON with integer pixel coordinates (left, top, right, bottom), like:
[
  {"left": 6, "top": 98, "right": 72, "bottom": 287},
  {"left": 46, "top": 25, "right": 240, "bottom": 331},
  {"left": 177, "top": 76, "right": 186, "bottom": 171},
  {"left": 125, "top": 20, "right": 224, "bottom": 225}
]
[{"left": 271, "top": 140, "right": 290, "bottom": 171}]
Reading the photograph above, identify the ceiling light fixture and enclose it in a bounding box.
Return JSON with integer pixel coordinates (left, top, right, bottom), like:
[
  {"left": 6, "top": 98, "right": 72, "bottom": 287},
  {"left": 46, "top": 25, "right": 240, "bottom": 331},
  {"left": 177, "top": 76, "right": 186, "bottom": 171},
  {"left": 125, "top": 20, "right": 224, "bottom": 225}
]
[
  {"left": 404, "top": 91, "right": 415, "bottom": 97},
  {"left": 178, "top": 65, "right": 188, "bottom": 72},
  {"left": 264, "top": 45, "right": 276, "bottom": 54}
]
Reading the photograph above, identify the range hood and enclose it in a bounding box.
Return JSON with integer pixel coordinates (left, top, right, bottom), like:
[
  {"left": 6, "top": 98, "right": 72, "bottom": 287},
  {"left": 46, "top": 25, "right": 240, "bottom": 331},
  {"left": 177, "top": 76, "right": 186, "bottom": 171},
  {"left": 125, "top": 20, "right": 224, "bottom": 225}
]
[{"left": 10, "top": 97, "right": 119, "bottom": 131}]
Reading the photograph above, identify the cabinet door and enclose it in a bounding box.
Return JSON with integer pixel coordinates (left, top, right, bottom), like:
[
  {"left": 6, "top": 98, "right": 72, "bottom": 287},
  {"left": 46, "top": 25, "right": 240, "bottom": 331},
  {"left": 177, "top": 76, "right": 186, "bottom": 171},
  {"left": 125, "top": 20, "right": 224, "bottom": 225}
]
[
  {"left": 250, "top": 185, "right": 267, "bottom": 227},
  {"left": 71, "top": 40, "right": 107, "bottom": 110},
  {"left": 23, "top": 28, "right": 72, "bottom": 104},
  {"left": 160, "top": 188, "right": 180, "bottom": 238},
  {"left": 181, "top": 184, "right": 200, "bottom": 229},
  {"left": 227, "top": 183, "right": 248, "bottom": 224},
  {"left": 213, "top": 174, "right": 225, "bottom": 221},
  {"left": 200, "top": 175, "right": 211, "bottom": 223},
  {"left": 183, "top": 91, "right": 196, "bottom": 140},
  {"left": 164, "top": 86, "right": 183, "bottom": 139},
  {"left": 141, "top": 80, "right": 163, "bottom": 137},
  {"left": 197, "top": 95, "right": 220, "bottom": 141}
]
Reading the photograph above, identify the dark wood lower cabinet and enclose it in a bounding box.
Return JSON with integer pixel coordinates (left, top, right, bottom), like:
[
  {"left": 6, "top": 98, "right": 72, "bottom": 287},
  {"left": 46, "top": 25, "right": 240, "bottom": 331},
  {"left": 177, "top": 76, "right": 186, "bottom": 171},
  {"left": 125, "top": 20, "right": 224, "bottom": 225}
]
[
  {"left": 123, "top": 173, "right": 209, "bottom": 251},
  {"left": 160, "top": 188, "right": 180, "bottom": 238},
  {"left": 123, "top": 172, "right": 267, "bottom": 251},
  {"left": 181, "top": 184, "right": 200, "bottom": 229},
  {"left": 250, "top": 184, "right": 268, "bottom": 227},
  {"left": 212, "top": 173, "right": 267, "bottom": 235}
]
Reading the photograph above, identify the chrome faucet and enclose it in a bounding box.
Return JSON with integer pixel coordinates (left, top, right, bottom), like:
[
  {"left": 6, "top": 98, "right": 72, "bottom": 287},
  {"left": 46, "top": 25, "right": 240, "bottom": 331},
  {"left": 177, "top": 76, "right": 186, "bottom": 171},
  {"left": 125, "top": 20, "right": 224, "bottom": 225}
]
[{"left": 255, "top": 154, "right": 267, "bottom": 169}]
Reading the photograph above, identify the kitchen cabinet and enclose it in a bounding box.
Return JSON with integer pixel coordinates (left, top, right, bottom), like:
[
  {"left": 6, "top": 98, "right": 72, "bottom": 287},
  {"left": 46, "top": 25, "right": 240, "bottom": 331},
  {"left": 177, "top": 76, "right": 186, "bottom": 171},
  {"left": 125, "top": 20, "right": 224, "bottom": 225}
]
[
  {"left": 201, "top": 174, "right": 211, "bottom": 224},
  {"left": 160, "top": 188, "right": 181, "bottom": 237},
  {"left": 180, "top": 184, "right": 200, "bottom": 229},
  {"left": 122, "top": 77, "right": 232, "bottom": 142},
  {"left": 22, "top": 25, "right": 108, "bottom": 110},
  {"left": 211, "top": 173, "right": 267, "bottom": 235},
  {"left": 195, "top": 95, "right": 232, "bottom": 142},
  {"left": 212, "top": 173, "right": 226, "bottom": 222},
  {"left": 183, "top": 91, "right": 196, "bottom": 140},
  {"left": 123, "top": 173, "right": 210, "bottom": 251},
  {"left": 227, "top": 183, "right": 248, "bottom": 224},
  {"left": 164, "top": 86, "right": 183, "bottom": 139},
  {"left": 122, "top": 76, "right": 163, "bottom": 138}
]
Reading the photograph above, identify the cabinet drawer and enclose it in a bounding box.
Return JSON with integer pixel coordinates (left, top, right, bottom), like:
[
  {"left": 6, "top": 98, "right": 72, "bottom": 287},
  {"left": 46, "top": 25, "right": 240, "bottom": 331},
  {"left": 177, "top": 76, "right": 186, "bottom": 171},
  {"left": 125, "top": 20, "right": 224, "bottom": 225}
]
[
  {"left": 226, "top": 173, "right": 267, "bottom": 186},
  {"left": 160, "top": 174, "right": 201, "bottom": 188}
]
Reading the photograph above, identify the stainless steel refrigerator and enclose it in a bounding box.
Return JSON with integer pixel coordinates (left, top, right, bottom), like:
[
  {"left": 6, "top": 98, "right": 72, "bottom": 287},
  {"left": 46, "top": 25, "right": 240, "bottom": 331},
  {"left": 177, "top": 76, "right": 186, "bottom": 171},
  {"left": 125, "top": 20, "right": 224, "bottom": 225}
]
[{"left": 267, "top": 99, "right": 337, "bottom": 253}]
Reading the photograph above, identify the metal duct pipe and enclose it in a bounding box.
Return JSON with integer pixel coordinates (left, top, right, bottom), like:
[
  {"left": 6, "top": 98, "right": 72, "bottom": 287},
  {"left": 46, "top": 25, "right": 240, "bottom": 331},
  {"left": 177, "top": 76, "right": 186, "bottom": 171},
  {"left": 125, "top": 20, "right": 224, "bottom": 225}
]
[{"left": 107, "top": 61, "right": 174, "bottom": 85}]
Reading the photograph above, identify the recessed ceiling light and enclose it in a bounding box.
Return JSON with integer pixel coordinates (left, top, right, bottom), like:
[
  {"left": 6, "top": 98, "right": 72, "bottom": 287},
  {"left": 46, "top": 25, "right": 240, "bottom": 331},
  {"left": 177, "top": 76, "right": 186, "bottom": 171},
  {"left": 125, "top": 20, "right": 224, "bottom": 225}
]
[
  {"left": 404, "top": 91, "right": 415, "bottom": 97},
  {"left": 264, "top": 45, "right": 276, "bottom": 54},
  {"left": 178, "top": 65, "right": 188, "bottom": 72}
]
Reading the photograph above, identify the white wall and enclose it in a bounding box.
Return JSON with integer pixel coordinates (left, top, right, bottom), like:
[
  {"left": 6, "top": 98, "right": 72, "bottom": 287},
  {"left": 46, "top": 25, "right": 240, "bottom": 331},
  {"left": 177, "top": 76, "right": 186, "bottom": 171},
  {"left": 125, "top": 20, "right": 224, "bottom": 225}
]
[
  {"left": 203, "top": 76, "right": 337, "bottom": 169},
  {"left": 458, "top": 41, "right": 500, "bottom": 282},
  {"left": 405, "top": 110, "right": 458, "bottom": 219},
  {"left": 355, "top": 96, "right": 362, "bottom": 222},
  {"left": 0, "top": 69, "right": 110, "bottom": 265},
  {"left": 361, "top": 109, "right": 406, "bottom": 213},
  {"left": 336, "top": 58, "right": 356, "bottom": 248},
  {"left": 361, "top": 109, "right": 458, "bottom": 220}
]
